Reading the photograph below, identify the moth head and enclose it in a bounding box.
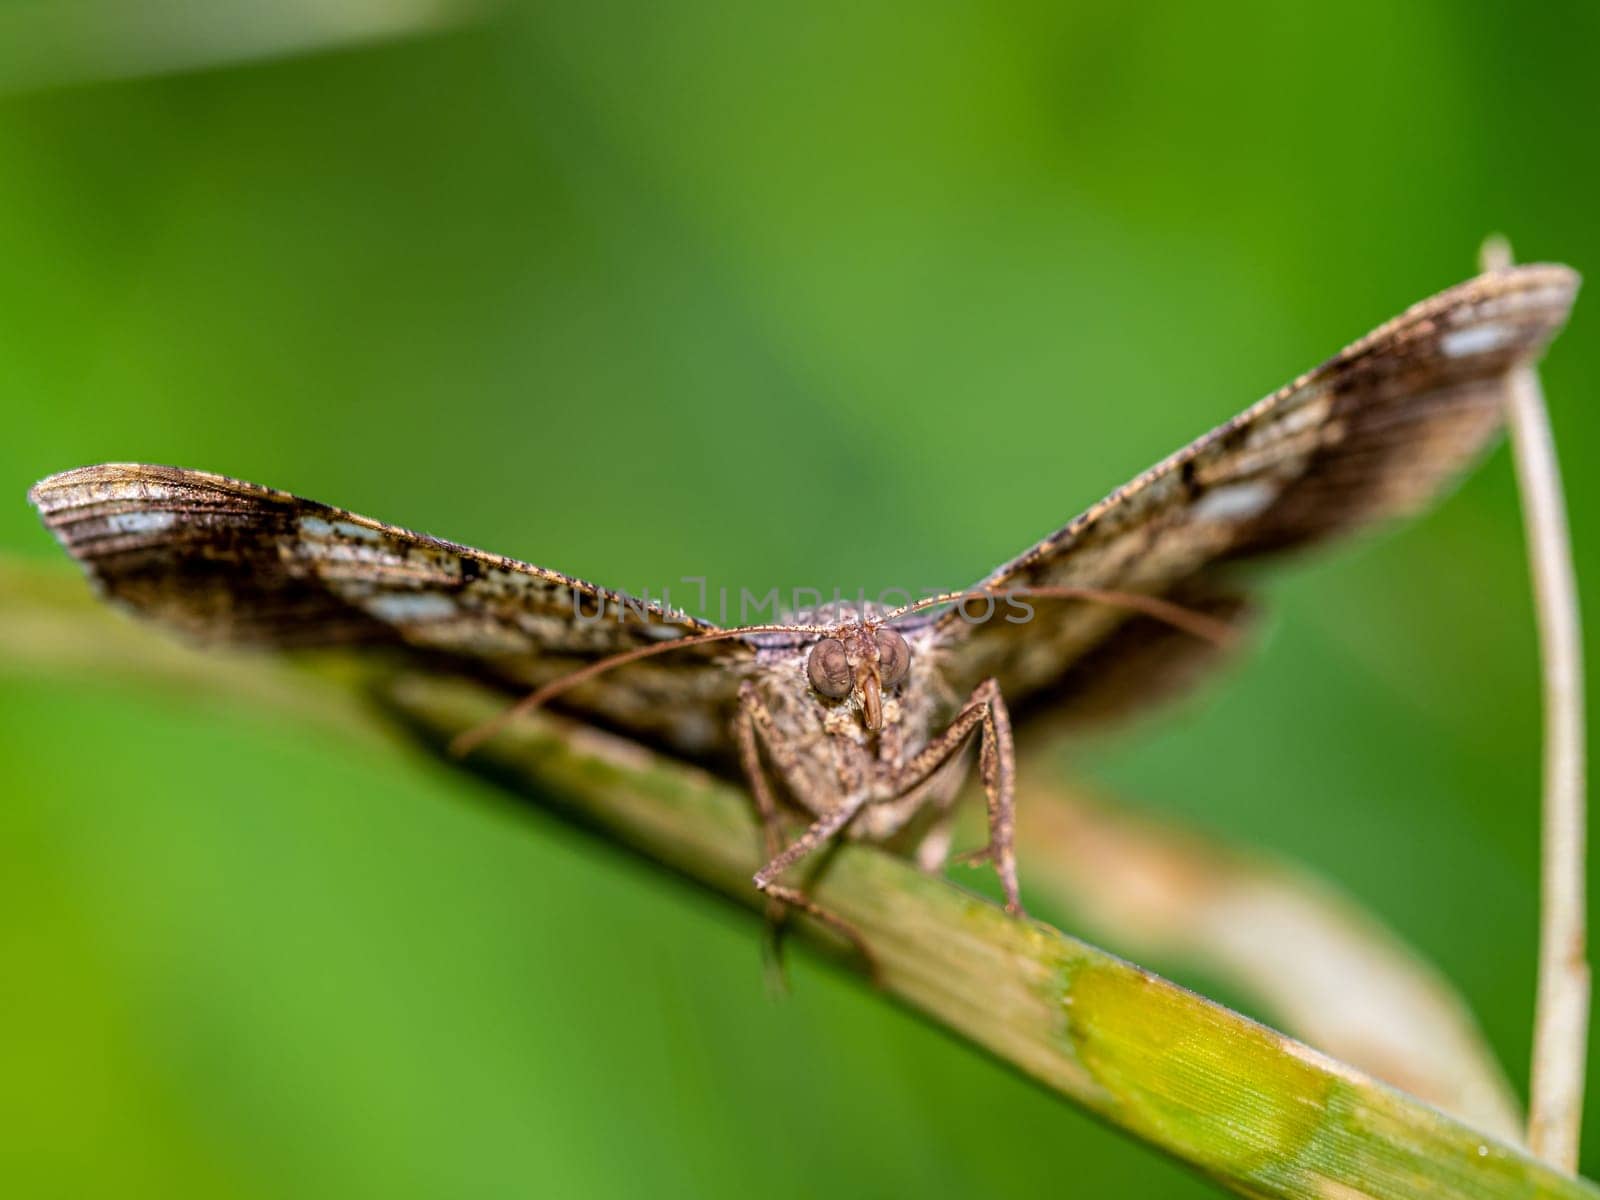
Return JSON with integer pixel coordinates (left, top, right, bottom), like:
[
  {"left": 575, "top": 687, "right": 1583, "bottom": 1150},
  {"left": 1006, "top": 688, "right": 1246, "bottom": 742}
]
[{"left": 805, "top": 626, "right": 911, "bottom": 732}]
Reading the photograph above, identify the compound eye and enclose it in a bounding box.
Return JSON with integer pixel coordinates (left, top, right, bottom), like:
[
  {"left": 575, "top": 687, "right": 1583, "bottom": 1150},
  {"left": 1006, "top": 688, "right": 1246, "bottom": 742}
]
[
  {"left": 874, "top": 628, "right": 911, "bottom": 688},
  {"left": 806, "top": 638, "right": 852, "bottom": 699}
]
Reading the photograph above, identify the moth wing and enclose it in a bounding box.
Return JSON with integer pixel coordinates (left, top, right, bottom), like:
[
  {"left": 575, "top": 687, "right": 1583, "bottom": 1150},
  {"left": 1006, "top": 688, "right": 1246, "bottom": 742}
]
[
  {"left": 929, "top": 264, "right": 1579, "bottom": 723},
  {"left": 29, "top": 463, "right": 750, "bottom": 757}
]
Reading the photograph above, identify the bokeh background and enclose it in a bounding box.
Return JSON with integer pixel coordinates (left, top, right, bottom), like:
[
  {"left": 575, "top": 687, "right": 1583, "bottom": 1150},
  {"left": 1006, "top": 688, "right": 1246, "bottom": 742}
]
[{"left": 2, "top": 2, "right": 1597, "bottom": 1196}]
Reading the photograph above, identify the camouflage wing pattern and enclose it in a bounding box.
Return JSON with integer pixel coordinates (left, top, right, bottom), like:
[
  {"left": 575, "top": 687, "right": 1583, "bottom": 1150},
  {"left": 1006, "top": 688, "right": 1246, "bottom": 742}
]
[
  {"left": 927, "top": 264, "right": 1580, "bottom": 724},
  {"left": 28, "top": 464, "right": 751, "bottom": 757}
]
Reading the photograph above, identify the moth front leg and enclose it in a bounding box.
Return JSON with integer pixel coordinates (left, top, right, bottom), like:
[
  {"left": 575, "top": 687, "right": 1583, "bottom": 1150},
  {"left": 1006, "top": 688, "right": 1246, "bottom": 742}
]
[
  {"left": 895, "top": 678, "right": 1023, "bottom": 916},
  {"left": 733, "top": 689, "right": 788, "bottom": 886},
  {"left": 733, "top": 698, "right": 790, "bottom": 937},
  {"left": 735, "top": 683, "right": 878, "bottom": 972},
  {"left": 751, "top": 790, "right": 871, "bottom": 894}
]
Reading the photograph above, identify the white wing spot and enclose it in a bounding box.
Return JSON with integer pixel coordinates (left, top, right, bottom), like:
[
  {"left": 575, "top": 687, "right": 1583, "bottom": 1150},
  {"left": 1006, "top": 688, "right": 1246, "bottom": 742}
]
[
  {"left": 1191, "top": 480, "right": 1278, "bottom": 523},
  {"left": 333, "top": 519, "right": 382, "bottom": 542},
  {"left": 365, "top": 593, "right": 459, "bottom": 622},
  {"left": 107, "top": 510, "right": 176, "bottom": 534},
  {"left": 641, "top": 620, "right": 691, "bottom": 640},
  {"left": 1441, "top": 323, "right": 1514, "bottom": 358}
]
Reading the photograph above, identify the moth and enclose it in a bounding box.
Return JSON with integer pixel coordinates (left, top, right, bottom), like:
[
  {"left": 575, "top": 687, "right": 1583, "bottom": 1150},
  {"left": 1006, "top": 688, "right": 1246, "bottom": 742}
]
[{"left": 29, "top": 265, "right": 1579, "bottom": 933}]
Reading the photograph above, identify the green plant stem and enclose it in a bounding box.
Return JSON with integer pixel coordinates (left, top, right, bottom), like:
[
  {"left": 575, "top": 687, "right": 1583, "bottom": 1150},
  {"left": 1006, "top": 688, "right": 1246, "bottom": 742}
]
[
  {"left": 1013, "top": 773, "right": 1524, "bottom": 1139},
  {"left": 1482, "top": 235, "right": 1590, "bottom": 1169},
  {"left": 377, "top": 673, "right": 1594, "bottom": 1200}
]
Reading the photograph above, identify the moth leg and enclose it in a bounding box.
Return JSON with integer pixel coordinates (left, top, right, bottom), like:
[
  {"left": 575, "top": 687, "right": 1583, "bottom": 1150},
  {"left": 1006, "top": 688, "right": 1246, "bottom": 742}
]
[
  {"left": 736, "top": 684, "right": 878, "bottom": 979},
  {"left": 733, "top": 697, "right": 808, "bottom": 988},
  {"left": 753, "top": 789, "right": 870, "bottom": 893},
  {"left": 753, "top": 797, "right": 879, "bottom": 981},
  {"left": 894, "top": 678, "right": 1024, "bottom": 917},
  {"left": 732, "top": 699, "right": 789, "bottom": 923},
  {"left": 754, "top": 882, "right": 881, "bottom": 988}
]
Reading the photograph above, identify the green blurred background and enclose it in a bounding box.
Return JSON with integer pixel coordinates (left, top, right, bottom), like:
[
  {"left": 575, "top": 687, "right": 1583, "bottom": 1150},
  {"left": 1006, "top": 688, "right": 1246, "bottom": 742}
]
[{"left": 2, "top": 2, "right": 1596, "bottom": 1196}]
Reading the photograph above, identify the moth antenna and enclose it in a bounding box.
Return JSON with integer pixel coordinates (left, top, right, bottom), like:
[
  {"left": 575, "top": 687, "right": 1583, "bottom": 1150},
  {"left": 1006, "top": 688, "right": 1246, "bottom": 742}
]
[
  {"left": 448, "top": 620, "right": 827, "bottom": 758},
  {"left": 886, "top": 586, "right": 1240, "bottom": 648}
]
